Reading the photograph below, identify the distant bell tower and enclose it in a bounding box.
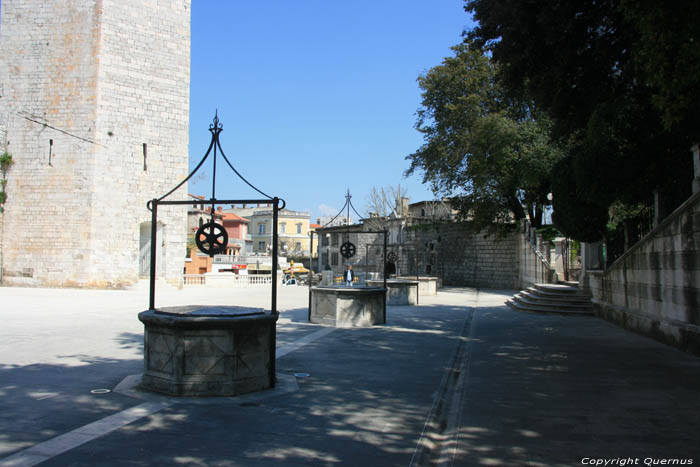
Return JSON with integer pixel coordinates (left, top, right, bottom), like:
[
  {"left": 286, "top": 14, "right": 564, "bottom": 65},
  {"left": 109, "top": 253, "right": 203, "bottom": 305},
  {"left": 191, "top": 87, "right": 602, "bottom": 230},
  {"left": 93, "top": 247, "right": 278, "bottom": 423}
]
[{"left": 0, "top": 0, "right": 191, "bottom": 287}]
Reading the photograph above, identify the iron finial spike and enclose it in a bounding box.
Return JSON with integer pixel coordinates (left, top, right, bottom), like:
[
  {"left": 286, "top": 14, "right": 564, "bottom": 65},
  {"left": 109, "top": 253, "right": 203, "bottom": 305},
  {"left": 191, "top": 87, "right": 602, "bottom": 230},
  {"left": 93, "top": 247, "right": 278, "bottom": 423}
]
[{"left": 210, "top": 110, "right": 223, "bottom": 134}]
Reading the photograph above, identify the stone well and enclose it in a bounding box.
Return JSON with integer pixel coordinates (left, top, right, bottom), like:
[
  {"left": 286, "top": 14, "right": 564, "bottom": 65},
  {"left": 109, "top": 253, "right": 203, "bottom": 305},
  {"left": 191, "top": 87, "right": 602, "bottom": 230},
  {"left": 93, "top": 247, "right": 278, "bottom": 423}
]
[
  {"left": 397, "top": 276, "right": 440, "bottom": 296},
  {"left": 138, "top": 306, "right": 277, "bottom": 396},
  {"left": 367, "top": 279, "right": 418, "bottom": 306},
  {"left": 309, "top": 286, "right": 386, "bottom": 327}
]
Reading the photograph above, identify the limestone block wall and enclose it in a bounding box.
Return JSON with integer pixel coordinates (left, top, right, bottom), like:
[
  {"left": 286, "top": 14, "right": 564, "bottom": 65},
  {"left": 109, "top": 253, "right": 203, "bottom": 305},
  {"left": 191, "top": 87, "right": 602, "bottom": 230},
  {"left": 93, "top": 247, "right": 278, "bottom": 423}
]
[
  {"left": 319, "top": 229, "right": 385, "bottom": 278},
  {"left": 316, "top": 221, "right": 525, "bottom": 289},
  {"left": 584, "top": 191, "right": 700, "bottom": 355},
  {"left": 401, "top": 223, "right": 519, "bottom": 289},
  {"left": 0, "top": 0, "right": 190, "bottom": 287},
  {"left": 0, "top": 0, "right": 101, "bottom": 285}
]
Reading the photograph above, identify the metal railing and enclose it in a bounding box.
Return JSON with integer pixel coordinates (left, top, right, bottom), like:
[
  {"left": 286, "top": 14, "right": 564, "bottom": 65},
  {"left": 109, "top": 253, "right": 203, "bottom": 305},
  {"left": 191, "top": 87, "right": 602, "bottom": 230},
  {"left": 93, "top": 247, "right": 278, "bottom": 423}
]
[
  {"left": 213, "top": 254, "right": 272, "bottom": 264},
  {"left": 522, "top": 219, "right": 556, "bottom": 284}
]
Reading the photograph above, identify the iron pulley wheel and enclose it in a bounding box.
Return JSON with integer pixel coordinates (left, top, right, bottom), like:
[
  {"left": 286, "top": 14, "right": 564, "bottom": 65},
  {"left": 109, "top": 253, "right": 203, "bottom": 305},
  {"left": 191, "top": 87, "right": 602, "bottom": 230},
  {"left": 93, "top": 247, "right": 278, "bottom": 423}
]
[
  {"left": 195, "top": 222, "right": 228, "bottom": 256},
  {"left": 340, "top": 241, "right": 356, "bottom": 259},
  {"left": 387, "top": 251, "right": 398, "bottom": 262}
]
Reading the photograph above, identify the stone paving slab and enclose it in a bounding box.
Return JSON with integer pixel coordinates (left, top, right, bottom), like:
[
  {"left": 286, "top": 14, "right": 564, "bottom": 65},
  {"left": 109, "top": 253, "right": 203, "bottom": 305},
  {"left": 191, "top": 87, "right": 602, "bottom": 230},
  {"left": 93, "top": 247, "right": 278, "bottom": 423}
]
[{"left": 0, "top": 284, "right": 699, "bottom": 466}]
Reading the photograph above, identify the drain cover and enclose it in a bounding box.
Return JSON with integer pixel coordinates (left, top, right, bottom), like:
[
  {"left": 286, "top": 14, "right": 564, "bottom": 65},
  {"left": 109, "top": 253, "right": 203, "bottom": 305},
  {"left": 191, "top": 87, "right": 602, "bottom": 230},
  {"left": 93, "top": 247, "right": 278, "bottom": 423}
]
[
  {"left": 90, "top": 388, "right": 111, "bottom": 394},
  {"left": 294, "top": 373, "right": 310, "bottom": 378}
]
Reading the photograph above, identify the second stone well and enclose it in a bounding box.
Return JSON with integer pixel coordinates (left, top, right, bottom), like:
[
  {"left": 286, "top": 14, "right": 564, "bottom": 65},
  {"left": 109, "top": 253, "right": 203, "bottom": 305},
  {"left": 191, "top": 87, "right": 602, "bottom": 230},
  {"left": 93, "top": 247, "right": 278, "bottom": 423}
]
[
  {"left": 366, "top": 279, "right": 419, "bottom": 306},
  {"left": 309, "top": 286, "right": 386, "bottom": 327}
]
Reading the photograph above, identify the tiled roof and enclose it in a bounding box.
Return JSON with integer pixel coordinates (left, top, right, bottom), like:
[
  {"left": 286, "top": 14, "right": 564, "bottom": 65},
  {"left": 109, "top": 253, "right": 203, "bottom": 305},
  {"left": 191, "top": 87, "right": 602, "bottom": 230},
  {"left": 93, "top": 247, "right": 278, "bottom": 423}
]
[{"left": 221, "top": 212, "right": 250, "bottom": 222}]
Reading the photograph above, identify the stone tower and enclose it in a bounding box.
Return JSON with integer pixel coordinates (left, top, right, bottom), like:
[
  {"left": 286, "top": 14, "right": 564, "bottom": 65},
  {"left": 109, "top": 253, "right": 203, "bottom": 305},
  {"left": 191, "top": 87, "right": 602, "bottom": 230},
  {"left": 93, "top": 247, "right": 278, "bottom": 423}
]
[{"left": 0, "top": 0, "right": 191, "bottom": 287}]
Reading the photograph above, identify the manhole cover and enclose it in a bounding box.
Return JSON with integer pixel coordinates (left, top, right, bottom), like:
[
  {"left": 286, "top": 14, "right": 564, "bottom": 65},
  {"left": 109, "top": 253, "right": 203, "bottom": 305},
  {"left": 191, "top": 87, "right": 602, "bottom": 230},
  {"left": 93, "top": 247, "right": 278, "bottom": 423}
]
[{"left": 90, "top": 388, "right": 111, "bottom": 394}]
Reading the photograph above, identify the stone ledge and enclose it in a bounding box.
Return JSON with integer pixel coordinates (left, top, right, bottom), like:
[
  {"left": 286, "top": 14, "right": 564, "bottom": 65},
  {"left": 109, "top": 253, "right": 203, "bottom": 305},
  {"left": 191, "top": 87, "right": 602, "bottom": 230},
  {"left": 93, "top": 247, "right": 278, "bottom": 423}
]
[
  {"left": 139, "top": 307, "right": 277, "bottom": 329},
  {"left": 594, "top": 299, "right": 700, "bottom": 356},
  {"left": 114, "top": 373, "right": 299, "bottom": 404}
]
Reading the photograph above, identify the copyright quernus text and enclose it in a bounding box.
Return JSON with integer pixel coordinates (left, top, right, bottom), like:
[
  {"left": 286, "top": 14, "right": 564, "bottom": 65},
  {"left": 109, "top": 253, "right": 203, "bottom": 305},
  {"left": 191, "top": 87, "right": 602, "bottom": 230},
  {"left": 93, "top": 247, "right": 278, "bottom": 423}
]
[{"left": 581, "top": 459, "right": 694, "bottom": 466}]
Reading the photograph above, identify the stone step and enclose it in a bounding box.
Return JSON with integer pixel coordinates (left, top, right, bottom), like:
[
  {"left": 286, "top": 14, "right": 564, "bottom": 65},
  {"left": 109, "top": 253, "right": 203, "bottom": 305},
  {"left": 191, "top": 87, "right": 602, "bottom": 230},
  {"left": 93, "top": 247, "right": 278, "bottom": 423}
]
[
  {"left": 533, "top": 283, "right": 580, "bottom": 294},
  {"left": 525, "top": 287, "right": 592, "bottom": 303},
  {"left": 507, "top": 282, "right": 594, "bottom": 316},
  {"left": 506, "top": 299, "right": 595, "bottom": 316},
  {"left": 512, "top": 293, "right": 593, "bottom": 312}
]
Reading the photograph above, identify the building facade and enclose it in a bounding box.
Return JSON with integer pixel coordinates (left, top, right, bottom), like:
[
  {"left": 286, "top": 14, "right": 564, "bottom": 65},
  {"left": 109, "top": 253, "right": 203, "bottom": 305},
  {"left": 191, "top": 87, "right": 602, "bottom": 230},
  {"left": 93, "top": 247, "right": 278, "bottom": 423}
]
[
  {"left": 250, "top": 209, "right": 310, "bottom": 256},
  {"left": 221, "top": 211, "right": 251, "bottom": 255},
  {"left": 408, "top": 199, "right": 457, "bottom": 220},
  {"left": 0, "top": 0, "right": 191, "bottom": 287}
]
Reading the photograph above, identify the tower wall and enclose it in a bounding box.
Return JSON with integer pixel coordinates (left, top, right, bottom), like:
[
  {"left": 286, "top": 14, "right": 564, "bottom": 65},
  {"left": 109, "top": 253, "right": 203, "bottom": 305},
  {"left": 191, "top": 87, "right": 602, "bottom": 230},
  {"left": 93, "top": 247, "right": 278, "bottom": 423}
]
[{"left": 0, "top": 0, "right": 191, "bottom": 287}]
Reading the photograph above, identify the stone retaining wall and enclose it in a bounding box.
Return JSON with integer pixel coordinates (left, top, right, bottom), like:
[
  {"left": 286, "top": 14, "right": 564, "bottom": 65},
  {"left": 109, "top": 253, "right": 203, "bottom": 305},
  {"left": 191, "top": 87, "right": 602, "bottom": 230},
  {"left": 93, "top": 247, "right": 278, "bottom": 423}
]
[
  {"left": 583, "top": 191, "right": 700, "bottom": 355},
  {"left": 401, "top": 223, "right": 519, "bottom": 289}
]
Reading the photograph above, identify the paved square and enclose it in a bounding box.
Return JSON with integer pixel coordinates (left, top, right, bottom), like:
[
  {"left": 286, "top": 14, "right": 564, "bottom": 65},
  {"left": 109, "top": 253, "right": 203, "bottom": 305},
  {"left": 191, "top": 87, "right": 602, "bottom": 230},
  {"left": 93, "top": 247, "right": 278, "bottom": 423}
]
[{"left": 1, "top": 284, "right": 699, "bottom": 466}]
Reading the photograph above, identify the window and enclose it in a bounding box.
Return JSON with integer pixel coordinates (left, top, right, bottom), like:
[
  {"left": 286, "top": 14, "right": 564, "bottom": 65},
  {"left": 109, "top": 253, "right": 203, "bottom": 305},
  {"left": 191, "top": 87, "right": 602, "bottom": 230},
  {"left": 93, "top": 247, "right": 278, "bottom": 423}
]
[
  {"left": 296, "top": 223, "right": 302, "bottom": 234},
  {"left": 258, "top": 223, "right": 266, "bottom": 234},
  {"left": 258, "top": 241, "right": 265, "bottom": 251},
  {"left": 295, "top": 242, "right": 301, "bottom": 251},
  {"left": 280, "top": 223, "right": 286, "bottom": 233},
  {"left": 322, "top": 234, "right": 329, "bottom": 246},
  {"left": 331, "top": 233, "right": 339, "bottom": 246},
  {"left": 331, "top": 252, "right": 339, "bottom": 266}
]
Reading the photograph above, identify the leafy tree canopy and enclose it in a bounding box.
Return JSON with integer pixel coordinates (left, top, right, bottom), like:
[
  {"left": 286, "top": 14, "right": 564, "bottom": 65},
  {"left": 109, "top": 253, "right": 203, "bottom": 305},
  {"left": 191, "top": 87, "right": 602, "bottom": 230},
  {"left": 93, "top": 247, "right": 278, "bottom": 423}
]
[
  {"left": 465, "top": 0, "right": 698, "bottom": 241},
  {"left": 406, "top": 44, "right": 563, "bottom": 230}
]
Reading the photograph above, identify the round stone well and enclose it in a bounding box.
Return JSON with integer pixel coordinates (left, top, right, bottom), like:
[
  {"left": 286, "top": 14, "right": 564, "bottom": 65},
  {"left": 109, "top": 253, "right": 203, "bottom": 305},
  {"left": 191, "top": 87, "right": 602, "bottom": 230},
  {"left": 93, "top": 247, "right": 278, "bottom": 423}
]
[
  {"left": 397, "top": 275, "right": 440, "bottom": 296},
  {"left": 309, "top": 286, "right": 386, "bottom": 327},
  {"left": 138, "top": 306, "right": 277, "bottom": 396},
  {"left": 367, "top": 279, "right": 419, "bottom": 305}
]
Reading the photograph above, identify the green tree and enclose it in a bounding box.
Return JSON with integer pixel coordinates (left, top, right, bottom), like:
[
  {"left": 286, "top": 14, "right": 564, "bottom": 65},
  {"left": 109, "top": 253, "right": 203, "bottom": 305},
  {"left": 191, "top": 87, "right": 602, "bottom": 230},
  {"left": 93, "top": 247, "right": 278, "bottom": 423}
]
[
  {"left": 620, "top": 0, "right": 700, "bottom": 134},
  {"left": 465, "top": 0, "right": 696, "bottom": 242},
  {"left": 405, "top": 44, "right": 562, "bottom": 229}
]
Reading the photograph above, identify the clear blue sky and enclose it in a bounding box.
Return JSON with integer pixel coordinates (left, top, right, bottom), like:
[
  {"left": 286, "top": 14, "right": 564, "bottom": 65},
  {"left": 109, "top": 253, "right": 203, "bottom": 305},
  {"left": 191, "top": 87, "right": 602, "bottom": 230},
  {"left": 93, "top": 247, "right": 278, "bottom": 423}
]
[{"left": 188, "top": 1, "right": 473, "bottom": 221}]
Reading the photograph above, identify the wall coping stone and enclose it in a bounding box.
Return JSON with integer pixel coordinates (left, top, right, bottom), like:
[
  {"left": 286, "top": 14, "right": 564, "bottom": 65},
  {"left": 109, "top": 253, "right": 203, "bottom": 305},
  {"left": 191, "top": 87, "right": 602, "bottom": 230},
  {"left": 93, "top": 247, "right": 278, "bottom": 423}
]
[{"left": 606, "top": 190, "right": 700, "bottom": 270}]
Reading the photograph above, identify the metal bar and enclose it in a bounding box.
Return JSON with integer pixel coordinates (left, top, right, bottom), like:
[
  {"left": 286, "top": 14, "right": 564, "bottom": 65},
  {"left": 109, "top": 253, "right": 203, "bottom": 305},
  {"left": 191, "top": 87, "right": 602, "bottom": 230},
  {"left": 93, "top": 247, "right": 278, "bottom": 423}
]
[
  {"left": 272, "top": 197, "right": 279, "bottom": 314},
  {"left": 211, "top": 132, "right": 217, "bottom": 200},
  {"left": 148, "top": 200, "right": 158, "bottom": 310},
  {"left": 365, "top": 244, "right": 369, "bottom": 285},
  {"left": 270, "top": 198, "right": 279, "bottom": 388},
  {"left": 383, "top": 230, "right": 387, "bottom": 324},
  {"left": 152, "top": 199, "right": 274, "bottom": 206},
  {"left": 308, "top": 231, "right": 313, "bottom": 321},
  {"left": 383, "top": 230, "right": 388, "bottom": 287}
]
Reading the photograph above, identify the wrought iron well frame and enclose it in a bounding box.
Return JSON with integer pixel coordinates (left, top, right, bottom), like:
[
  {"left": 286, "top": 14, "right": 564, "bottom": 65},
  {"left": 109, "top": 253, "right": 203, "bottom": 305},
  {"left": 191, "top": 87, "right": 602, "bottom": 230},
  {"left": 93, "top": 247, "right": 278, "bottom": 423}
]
[
  {"left": 306, "top": 189, "right": 389, "bottom": 323},
  {"left": 145, "top": 113, "right": 285, "bottom": 315}
]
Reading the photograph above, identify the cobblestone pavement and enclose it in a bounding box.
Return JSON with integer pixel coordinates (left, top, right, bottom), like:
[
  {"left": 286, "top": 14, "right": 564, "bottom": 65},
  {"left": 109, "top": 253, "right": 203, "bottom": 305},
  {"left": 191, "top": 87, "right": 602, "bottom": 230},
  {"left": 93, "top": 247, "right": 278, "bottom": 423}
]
[{"left": 0, "top": 283, "right": 698, "bottom": 466}]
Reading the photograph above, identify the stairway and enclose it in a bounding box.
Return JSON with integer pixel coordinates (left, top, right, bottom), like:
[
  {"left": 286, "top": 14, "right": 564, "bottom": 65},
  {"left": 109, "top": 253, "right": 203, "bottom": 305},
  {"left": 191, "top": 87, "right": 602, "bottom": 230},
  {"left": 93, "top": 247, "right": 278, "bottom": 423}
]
[{"left": 506, "top": 283, "right": 594, "bottom": 316}]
